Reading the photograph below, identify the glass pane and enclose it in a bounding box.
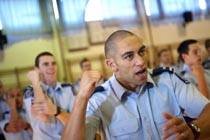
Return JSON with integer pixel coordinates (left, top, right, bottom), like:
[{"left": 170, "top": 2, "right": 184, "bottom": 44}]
[
  {"left": 85, "top": 0, "right": 137, "bottom": 21},
  {"left": 0, "top": 0, "right": 44, "bottom": 33}
]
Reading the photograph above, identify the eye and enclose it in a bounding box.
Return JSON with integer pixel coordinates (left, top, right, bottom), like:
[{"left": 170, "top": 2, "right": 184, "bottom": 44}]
[
  {"left": 139, "top": 48, "right": 146, "bottom": 56},
  {"left": 52, "top": 62, "right": 56, "bottom": 66},
  {"left": 43, "top": 62, "right": 49, "bottom": 66},
  {"left": 124, "top": 54, "right": 134, "bottom": 61}
]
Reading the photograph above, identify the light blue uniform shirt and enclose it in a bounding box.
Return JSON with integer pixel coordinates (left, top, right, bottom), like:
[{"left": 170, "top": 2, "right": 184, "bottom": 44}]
[
  {"left": 0, "top": 107, "right": 32, "bottom": 140},
  {"left": 23, "top": 82, "right": 75, "bottom": 140},
  {"left": 181, "top": 64, "right": 210, "bottom": 97},
  {"left": 86, "top": 69, "right": 209, "bottom": 140},
  {"left": 0, "top": 95, "right": 10, "bottom": 134},
  {"left": 203, "top": 57, "right": 210, "bottom": 69}
]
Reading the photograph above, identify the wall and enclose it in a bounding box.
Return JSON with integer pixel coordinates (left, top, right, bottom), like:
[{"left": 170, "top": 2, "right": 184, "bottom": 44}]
[
  {"left": 0, "top": 18, "right": 210, "bottom": 88},
  {"left": 151, "top": 19, "right": 210, "bottom": 46}
]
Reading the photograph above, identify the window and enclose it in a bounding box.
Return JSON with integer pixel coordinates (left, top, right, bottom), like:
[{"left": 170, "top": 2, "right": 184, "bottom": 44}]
[
  {"left": 145, "top": 0, "right": 209, "bottom": 23},
  {"left": 57, "top": 0, "right": 88, "bottom": 30},
  {"left": 0, "top": 0, "right": 51, "bottom": 35},
  {"left": 84, "top": 0, "right": 139, "bottom": 26}
]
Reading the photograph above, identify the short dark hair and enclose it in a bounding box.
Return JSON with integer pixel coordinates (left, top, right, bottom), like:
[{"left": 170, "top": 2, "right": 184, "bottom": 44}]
[
  {"left": 177, "top": 39, "right": 198, "bottom": 62},
  {"left": 105, "top": 30, "right": 135, "bottom": 58},
  {"left": 205, "top": 39, "right": 210, "bottom": 49},
  {"left": 35, "top": 52, "right": 54, "bottom": 67},
  {"left": 80, "top": 58, "right": 89, "bottom": 68},
  {"left": 158, "top": 48, "right": 169, "bottom": 57}
]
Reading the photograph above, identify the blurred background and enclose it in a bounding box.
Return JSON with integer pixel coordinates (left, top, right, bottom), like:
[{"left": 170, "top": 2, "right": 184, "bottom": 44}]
[{"left": 0, "top": 0, "right": 210, "bottom": 90}]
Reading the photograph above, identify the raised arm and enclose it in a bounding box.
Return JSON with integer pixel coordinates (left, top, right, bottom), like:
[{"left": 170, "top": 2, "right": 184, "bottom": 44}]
[
  {"left": 27, "top": 70, "right": 49, "bottom": 121},
  {"left": 191, "top": 65, "right": 209, "bottom": 99},
  {"left": 62, "top": 71, "right": 102, "bottom": 140}
]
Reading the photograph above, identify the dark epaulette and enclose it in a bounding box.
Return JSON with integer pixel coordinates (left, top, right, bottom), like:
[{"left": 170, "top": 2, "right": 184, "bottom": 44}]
[
  {"left": 151, "top": 67, "right": 190, "bottom": 84},
  {"left": 61, "top": 83, "right": 72, "bottom": 87},
  {"left": 151, "top": 67, "right": 174, "bottom": 77},
  {"left": 61, "top": 83, "right": 77, "bottom": 95},
  {"left": 4, "top": 111, "right": 9, "bottom": 115},
  {"left": 24, "top": 86, "right": 34, "bottom": 99},
  {"left": 92, "top": 86, "right": 105, "bottom": 95}
]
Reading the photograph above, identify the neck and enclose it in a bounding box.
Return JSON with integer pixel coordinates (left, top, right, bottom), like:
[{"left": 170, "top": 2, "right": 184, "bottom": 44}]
[{"left": 116, "top": 78, "right": 140, "bottom": 92}]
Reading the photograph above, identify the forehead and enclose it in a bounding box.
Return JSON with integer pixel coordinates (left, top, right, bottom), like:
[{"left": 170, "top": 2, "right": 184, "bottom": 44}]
[
  {"left": 7, "top": 88, "right": 22, "bottom": 95},
  {"left": 39, "top": 55, "right": 55, "bottom": 63},
  {"left": 188, "top": 43, "right": 200, "bottom": 51},
  {"left": 82, "top": 61, "right": 90, "bottom": 65},
  {"left": 116, "top": 35, "right": 144, "bottom": 52}
]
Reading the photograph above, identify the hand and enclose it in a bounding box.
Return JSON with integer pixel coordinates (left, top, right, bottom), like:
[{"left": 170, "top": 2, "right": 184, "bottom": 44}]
[
  {"left": 32, "top": 95, "right": 57, "bottom": 116},
  {"left": 41, "top": 94, "right": 57, "bottom": 115},
  {"left": 27, "top": 70, "right": 40, "bottom": 85},
  {"left": 78, "top": 70, "right": 103, "bottom": 99},
  {"left": 161, "top": 112, "right": 194, "bottom": 140},
  {"left": 190, "top": 64, "right": 204, "bottom": 78},
  {"left": 31, "top": 100, "right": 50, "bottom": 122},
  {"left": 13, "top": 117, "right": 28, "bottom": 131},
  {"left": 5, "top": 122, "right": 19, "bottom": 133}
]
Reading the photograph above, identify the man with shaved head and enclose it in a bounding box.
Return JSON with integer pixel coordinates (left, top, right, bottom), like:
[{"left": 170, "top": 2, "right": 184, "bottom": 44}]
[{"left": 62, "top": 30, "right": 210, "bottom": 140}]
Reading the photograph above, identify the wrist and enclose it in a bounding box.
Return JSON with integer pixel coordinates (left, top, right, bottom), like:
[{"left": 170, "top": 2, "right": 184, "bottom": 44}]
[
  {"left": 188, "top": 121, "right": 200, "bottom": 140},
  {"left": 4, "top": 123, "right": 9, "bottom": 132},
  {"left": 54, "top": 106, "right": 62, "bottom": 117},
  {"left": 24, "top": 123, "right": 30, "bottom": 130}
]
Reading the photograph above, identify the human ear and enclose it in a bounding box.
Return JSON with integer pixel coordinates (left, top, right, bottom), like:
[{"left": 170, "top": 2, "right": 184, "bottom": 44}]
[{"left": 105, "top": 59, "right": 118, "bottom": 72}]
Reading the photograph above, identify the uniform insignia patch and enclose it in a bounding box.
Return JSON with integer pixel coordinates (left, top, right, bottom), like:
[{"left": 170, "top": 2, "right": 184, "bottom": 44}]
[{"left": 24, "top": 86, "right": 34, "bottom": 99}]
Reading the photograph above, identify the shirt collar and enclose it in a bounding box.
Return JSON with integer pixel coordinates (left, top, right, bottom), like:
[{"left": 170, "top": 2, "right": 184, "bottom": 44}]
[
  {"left": 40, "top": 81, "right": 62, "bottom": 93},
  {"left": 110, "top": 69, "right": 155, "bottom": 101},
  {"left": 182, "top": 64, "right": 190, "bottom": 72}
]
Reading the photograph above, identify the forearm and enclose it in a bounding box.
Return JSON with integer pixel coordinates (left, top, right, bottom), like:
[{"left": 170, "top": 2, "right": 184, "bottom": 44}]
[
  {"left": 10, "top": 107, "right": 20, "bottom": 122},
  {"left": 62, "top": 96, "right": 88, "bottom": 140},
  {"left": 32, "top": 82, "right": 45, "bottom": 101},
  {"left": 196, "top": 76, "right": 209, "bottom": 99},
  {"left": 195, "top": 103, "right": 210, "bottom": 139}
]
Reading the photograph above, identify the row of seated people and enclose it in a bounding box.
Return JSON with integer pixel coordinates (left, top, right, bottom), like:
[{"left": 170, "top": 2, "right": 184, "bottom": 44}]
[
  {"left": 0, "top": 82, "right": 32, "bottom": 140},
  {"left": 157, "top": 39, "right": 210, "bottom": 99},
  {"left": 0, "top": 34, "right": 210, "bottom": 140}
]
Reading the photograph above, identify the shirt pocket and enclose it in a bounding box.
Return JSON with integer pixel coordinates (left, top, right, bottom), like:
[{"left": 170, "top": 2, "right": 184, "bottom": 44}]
[
  {"left": 153, "top": 104, "right": 183, "bottom": 138},
  {"left": 109, "top": 118, "right": 139, "bottom": 138}
]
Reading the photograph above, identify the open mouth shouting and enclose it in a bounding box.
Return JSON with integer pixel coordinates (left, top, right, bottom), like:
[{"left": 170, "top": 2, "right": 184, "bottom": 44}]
[{"left": 135, "top": 68, "right": 147, "bottom": 79}]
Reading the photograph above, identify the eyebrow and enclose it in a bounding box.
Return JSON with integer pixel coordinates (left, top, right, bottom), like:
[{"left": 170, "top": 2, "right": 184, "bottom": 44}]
[{"left": 121, "top": 45, "right": 146, "bottom": 58}]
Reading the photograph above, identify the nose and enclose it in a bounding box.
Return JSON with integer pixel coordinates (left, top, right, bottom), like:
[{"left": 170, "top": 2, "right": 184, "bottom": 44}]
[{"left": 135, "top": 55, "right": 145, "bottom": 66}]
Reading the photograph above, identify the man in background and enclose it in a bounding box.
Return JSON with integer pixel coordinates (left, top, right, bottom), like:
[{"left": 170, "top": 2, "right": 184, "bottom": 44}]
[
  {"left": 74, "top": 58, "right": 106, "bottom": 92},
  {"left": 24, "top": 52, "right": 75, "bottom": 140},
  {"left": 202, "top": 39, "right": 210, "bottom": 69},
  {"left": 0, "top": 81, "right": 8, "bottom": 140},
  {"left": 178, "top": 39, "right": 210, "bottom": 99},
  {"left": 0, "top": 87, "right": 32, "bottom": 140},
  {"left": 157, "top": 48, "right": 180, "bottom": 73}
]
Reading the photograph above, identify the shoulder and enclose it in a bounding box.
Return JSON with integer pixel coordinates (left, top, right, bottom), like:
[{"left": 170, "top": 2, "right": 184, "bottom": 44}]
[
  {"left": 61, "top": 83, "right": 77, "bottom": 95},
  {"left": 24, "top": 86, "right": 34, "bottom": 99},
  {"left": 91, "top": 80, "right": 109, "bottom": 96},
  {"left": 61, "top": 83, "right": 73, "bottom": 88},
  {"left": 93, "top": 86, "right": 106, "bottom": 94},
  {"left": 151, "top": 67, "right": 190, "bottom": 84},
  {"left": 151, "top": 67, "right": 174, "bottom": 76}
]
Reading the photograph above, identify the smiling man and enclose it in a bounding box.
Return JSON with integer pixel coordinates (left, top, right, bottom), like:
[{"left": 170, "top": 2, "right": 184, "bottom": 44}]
[
  {"left": 178, "top": 39, "right": 210, "bottom": 99},
  {"left": 23, "top": 52, "right": 75, "bottom": 140},
  {"left": 62, "top": 30, "right": 210, "bottom": 140}
]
